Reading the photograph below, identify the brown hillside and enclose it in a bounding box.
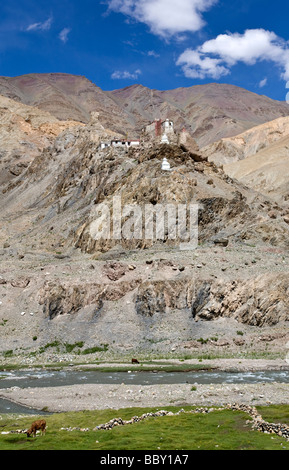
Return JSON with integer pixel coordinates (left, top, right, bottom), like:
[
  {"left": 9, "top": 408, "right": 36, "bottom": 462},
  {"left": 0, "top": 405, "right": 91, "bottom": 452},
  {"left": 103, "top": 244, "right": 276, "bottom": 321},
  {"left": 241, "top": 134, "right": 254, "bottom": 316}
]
[{"left": 1, "top": 74, "right": 289, "bottom": 146}]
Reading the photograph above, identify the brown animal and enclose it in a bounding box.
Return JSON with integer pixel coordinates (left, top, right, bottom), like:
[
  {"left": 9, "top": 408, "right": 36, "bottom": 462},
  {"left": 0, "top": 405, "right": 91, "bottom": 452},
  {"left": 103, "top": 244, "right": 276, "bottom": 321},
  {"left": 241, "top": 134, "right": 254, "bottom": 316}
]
[
  {"left": 132, "top": 358, "right": 140, "bottom": 364},
  {"left": 26, "top": 419, "right": 47, "bottom": 438}
]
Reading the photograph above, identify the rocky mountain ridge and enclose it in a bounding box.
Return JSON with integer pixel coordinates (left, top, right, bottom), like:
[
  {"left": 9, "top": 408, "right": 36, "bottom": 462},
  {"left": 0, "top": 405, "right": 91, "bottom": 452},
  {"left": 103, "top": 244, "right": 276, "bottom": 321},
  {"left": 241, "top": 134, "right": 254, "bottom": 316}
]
[
  {"left": 203, "top": 116, "right": 289, "bottom": 204},
  {"left": 1, "top": 73, "right": 289, "bottom": 147}
]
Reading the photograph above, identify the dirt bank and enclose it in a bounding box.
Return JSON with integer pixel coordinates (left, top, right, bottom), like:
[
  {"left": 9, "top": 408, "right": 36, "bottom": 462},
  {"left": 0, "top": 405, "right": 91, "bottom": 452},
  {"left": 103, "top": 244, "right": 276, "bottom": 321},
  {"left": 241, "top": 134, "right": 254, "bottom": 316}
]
[{"left": 73, "top": 358, "right": 289, "bottom": 372}]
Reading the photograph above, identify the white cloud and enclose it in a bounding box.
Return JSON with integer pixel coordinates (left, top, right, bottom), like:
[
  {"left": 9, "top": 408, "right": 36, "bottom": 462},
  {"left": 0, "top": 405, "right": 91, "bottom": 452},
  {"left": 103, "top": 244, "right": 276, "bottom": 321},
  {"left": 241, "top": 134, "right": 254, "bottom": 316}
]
[
  {"left": 59, "top": 28, "right": 71, "bottom": 43},
  {"left": 148, "top": 50, "right": 160, "bottom": 58},
  {"left": 177, "top": 49, "right": 230, "bottom": 79},
  {"left": 200, "top": 29, "right": 286, "bottom": 66},
  {"left": 26, "top": 16, "right": 53, "bottom": 32},
  {"left": 259, "top": 77, "right": 268, "bottom": 88},
  {"left": 107, "top": 0, "right": 218, "bottom": 38},
  {"left": 111, "top": 69, "right": 142, "bottom": 79},
  {"left": 177, "top": 29, "right": 289, "bottom": 81}
]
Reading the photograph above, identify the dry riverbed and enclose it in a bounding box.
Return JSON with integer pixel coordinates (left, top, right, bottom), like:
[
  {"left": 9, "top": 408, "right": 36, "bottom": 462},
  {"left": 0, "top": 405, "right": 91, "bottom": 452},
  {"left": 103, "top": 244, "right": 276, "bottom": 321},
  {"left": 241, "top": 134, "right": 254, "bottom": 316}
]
[{"left": 1, "top": 382, "right": 289, "bottom": 413}]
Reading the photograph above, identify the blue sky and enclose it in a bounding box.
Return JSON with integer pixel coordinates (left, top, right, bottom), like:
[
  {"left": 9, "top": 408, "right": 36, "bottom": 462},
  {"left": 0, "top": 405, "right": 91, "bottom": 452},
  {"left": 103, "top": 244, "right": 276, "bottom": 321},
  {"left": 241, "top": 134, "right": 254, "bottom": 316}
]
[{"left": 0, "top": 0, "right": 289, "bottom": 101}]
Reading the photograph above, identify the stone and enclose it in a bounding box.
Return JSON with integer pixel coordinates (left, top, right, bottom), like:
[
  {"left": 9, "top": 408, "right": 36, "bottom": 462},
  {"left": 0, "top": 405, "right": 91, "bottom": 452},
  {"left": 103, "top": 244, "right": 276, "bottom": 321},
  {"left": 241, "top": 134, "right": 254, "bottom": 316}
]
[
  {"left": 213, "top": 238, "right": 229, "bottom": 247},
  {"left": 233, "top": 338, "right": 245, "bottom": 346},
  {"left": 194, "top": 163, "right": 204, "bottom": 172},
  {"left": 11, "top": 278, "right": 30, "bottom": 288},
  {"left": 104, "top": 262, "right": 128, "bottom": 281},
  {"left": 268, "top": 211, "right": 278, "bottom": 219}
]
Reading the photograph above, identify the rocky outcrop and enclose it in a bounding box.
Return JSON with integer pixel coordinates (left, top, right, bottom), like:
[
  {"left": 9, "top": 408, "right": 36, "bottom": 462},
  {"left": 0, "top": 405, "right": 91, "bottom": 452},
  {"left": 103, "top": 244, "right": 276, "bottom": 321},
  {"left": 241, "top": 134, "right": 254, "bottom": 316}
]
[
  {"left": 192, "top": 275, "right": 289, "bottom": 326},
  {"left": 72, "top": 144, "right": 289, "bottom": 254},
  {"left": 135, "top": 279, "right": 194, "bottom": 317},
  {"left": 38, "top": 278, "right": 141, "bottom": 320},
  {"left": 134, "top": 274, "right": 289, "bottom": 327},
  {"left": 0, "top": 94, "right": 82, "bottom": 186},
  {"left": 37, "top": 273, "right": 289, "bottom": 327}
]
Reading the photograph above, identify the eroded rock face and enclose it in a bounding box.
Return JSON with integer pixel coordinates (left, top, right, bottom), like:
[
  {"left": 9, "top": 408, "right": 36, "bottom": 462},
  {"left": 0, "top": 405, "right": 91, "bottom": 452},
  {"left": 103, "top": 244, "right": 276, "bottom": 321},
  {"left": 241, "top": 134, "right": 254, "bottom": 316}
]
[
  {"left": 0, "top": 94, "right": 82, "bottom": 187},
  {"left": 37, "top": 274, "right": 289, "bottom": 327},
  {"left": 134, "top": 275, "right": 289, "bottom": 327},
  {"left": 135, "top": 279, "right": 194, "bottom": 317},
  {"left": 192, "top": 275, "right": 289, "bottom": 326},
  {"left": 38, "top": 279, "right": 141, "bottom": 320},
  {"left": 71, "top": 144, "right": 289, "bottom": 254}
]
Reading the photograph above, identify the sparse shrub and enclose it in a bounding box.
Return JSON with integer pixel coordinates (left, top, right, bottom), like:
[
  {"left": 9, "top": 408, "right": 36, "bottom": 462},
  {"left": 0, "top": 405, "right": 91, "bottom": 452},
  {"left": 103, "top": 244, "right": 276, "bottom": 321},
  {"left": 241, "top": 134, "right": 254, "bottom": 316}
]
[
  {"left": 39, "top": 340, "right": 61, "bottom": 354},
  {"left": 81, "top": 344, "right": 109, "bottom": 355},
  {"left": 197, "top": 338, "right": 208, "bottom": 344},
  {"left": 64, "top": 342, "right": 84, "bottom": 353},
  {"left": 3, "top": 350, "right": 13, "bottom": 358}
]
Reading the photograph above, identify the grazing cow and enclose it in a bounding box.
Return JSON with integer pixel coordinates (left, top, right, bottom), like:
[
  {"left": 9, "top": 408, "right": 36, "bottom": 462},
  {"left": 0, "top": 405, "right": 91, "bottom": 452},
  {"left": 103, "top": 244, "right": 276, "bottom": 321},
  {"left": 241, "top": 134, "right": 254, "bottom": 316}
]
[
  {"left": 26, "top": 419, "right": 47, "bottom": 438},
  {"left": 132, "top": 358, "right": 140, "bottom": 364}
]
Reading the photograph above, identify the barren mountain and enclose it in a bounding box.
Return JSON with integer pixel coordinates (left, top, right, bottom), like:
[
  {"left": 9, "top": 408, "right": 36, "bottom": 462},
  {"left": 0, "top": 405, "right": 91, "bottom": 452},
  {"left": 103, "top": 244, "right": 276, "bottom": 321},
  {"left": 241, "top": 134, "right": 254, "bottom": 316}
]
[
  {"left": 203, "top": 116, "right": 289, "bottom": 165},
  {"left": 109, "top": 83, "right": 289, "bottom": 147},
  {"left": 224, "top": 134, "right": 289, "bottom": 204},
  {"left": 0, "top": 112, "right": 288, "bottom": 356},
  {"left": 0, "top": 73, "right": 134, "bottom": 136},
  {"left": 1, "top": 74, "right": 289, "bottom": 146},
  {"left": 202, "top": 116, "right": 289, "bottom": 204},
  {"left": 0, "top": 94, "right": 82, "bottom": 186}
]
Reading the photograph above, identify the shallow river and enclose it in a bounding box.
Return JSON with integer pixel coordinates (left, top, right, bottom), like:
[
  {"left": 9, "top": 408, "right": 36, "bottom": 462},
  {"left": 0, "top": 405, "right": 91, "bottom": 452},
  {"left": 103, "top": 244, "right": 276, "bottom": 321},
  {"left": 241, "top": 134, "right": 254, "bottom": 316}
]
[{"left": 1, "top": 369, "right": 289, "bottom": 414}]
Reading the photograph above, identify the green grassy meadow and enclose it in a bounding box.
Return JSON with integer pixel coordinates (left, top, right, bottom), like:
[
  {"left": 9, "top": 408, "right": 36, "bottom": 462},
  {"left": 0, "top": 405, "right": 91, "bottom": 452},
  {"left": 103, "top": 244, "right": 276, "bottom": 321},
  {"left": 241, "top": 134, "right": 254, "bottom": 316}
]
[{"left": 1, "top": 405, "right": 289, "bottom": 451}]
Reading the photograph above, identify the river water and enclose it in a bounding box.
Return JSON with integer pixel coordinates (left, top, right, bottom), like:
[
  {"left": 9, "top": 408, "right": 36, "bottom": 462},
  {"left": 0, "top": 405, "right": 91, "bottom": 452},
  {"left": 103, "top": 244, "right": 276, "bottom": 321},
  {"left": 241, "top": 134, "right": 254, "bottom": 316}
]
[{"left": 1, "top": 368, "right": 289, "bottom": 414}]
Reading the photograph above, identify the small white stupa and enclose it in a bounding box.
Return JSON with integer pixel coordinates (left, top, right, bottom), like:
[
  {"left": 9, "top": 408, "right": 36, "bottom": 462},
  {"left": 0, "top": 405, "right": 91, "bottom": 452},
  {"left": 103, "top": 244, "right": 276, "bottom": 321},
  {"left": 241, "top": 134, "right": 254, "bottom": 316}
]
[
  {"left": 161, "top": 133, "right": 170, "bottom": 144},
  {"left": 161, "top": 157, "right": 171, "bottom": 171}
]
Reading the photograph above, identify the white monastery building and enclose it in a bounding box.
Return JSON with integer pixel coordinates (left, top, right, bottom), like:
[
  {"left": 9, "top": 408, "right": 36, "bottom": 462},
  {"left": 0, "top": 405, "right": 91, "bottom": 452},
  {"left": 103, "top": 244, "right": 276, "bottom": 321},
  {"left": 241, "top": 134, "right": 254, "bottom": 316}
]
[{"left": 100, "top": 138, "right": 140, "bottom": 150}]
